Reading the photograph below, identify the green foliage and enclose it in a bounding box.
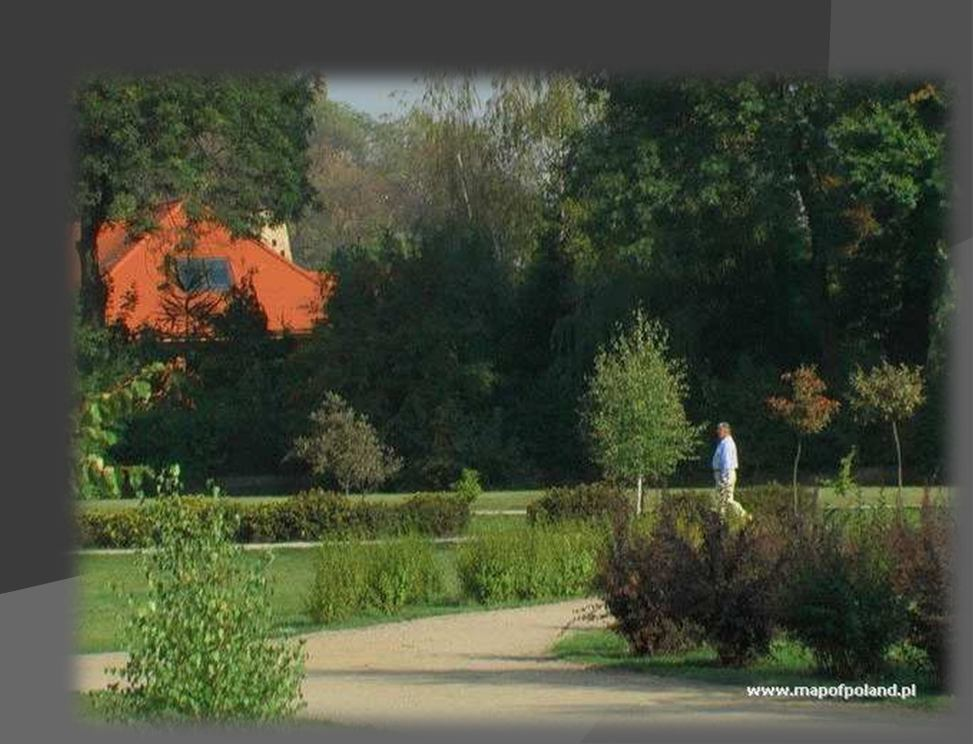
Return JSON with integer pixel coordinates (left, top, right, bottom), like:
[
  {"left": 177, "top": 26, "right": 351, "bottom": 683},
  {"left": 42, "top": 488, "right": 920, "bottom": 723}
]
[
  {"left": 287, "top": 392, "right": 403, "bottom": 494},
  {"left": 526, "top": 482, "right": 632, "bottom": 525},
  {"left": 73, "top": 73, "right": 317, "bottom": 325},
  {"left": 821, "top": 448, "right": 861, "bottom": 500},
  {"left": 451, "top": 468, "right": 483, "bottom": 504},
  {"left": 73, "top": 355, "right": 187, "bottom": 500},
  {"left": 306, "top": 534, "right": 443, "bottom": 623},
  {"left": 456, "top": 523, "right": 607, "bottom": 603},
  {"left": 849, "top": 361, "right": 925, "bottom": 425},
  {"left": 584, "top": 309, "right": 701, "bottom": 487},
  {"left": 305, "top": 541, "right": 371, "bottom": 624},
  {"left": 77, "top": 491, "right": 471, "bottom": 548},
  {"left": 781, "top": 512, "right": 910, "bottom": 678},
  {"left": 91, "top": 495, "right": 305, "bottom": 722}
]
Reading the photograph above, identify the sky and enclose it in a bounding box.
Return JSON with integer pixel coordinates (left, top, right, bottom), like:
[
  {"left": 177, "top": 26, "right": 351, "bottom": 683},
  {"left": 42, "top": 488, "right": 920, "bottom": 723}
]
[{"left": 323, "top": 72, "right": 494, "bottom": 119}]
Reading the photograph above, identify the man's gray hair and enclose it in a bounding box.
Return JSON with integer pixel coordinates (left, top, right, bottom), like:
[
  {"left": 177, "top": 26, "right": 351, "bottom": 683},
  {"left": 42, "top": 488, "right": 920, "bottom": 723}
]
[{"left": 718, "top": 422, "right": 731, "bottom": 432}]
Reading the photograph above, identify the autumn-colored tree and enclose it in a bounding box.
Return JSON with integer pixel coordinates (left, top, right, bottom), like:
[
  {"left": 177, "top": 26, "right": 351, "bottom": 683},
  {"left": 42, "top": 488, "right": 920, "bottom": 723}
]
[
  {"left": 849, "top": 360, "right": 925, "bottom": 501},
  {"left": 766, "top": 365, "right": 841, "bottom": 513}
]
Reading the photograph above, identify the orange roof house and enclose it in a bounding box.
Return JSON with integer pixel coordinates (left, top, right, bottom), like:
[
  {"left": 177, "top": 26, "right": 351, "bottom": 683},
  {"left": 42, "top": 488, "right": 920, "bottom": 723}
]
[{"left": 72, "top": 202, "right": 335, "bottom": 337}]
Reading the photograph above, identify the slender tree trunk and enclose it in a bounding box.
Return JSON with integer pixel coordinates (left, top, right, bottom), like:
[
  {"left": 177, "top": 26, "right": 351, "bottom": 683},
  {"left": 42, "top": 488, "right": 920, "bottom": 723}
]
[
  {"left": 792, "top": 437, "right": 803, "bottom": 515},
  {"left": 636, "top": 474, "right": 643, "bottom": 516},
  {"left": 892, "top": 419, "right": 903, "bottom": 506}
]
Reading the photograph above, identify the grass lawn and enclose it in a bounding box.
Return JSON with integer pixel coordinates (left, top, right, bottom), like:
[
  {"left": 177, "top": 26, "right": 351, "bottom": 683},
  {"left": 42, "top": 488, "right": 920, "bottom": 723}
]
[
  {"left": 76, "top": 543, "right": 558, "bottom": 654},
  {"left": 552, "top": 629, "right": 951, "bottom": 711}
]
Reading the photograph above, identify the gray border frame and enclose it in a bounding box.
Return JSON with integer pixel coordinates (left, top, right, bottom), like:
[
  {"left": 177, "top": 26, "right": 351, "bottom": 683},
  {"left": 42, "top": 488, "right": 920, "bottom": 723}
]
[{"left": 0, "top": 0, "right": 969, "bottom": 741}]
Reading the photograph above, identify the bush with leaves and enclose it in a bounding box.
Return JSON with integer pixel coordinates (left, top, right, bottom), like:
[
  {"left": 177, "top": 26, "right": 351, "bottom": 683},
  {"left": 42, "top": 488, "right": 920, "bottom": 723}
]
[
  {"left": 306, "top": 534, "right": 444, "bottom": 623},
  {"left": 457, "top": 523, "right": 607, "bottom": 604},
  {"left": 451, "top": 467, "right": 483, "bottom": 504},
  {"left": 598, "top": 511, "right": 707, "bottom": 656},
  {"left": 885, "top": 492, "right": 952, "bottom": 687},
  {"left": 287, "top": 392, "right": 403, "bottom": 495},
  {"left": 527, "top": 482, "right": 633, "bottom": 526},
  {"left": 781, "top": 510, "right": 910, "bottom": 679},
  {"left": 599, "top": 495, "right": 785, "bottom": 664},
  {"left": 90, "top": 495, "right": 305, "bottom": 723}
]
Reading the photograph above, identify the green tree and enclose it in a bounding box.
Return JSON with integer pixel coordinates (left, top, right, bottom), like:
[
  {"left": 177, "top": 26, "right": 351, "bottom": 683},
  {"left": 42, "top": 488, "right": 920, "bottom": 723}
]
[
  {"left": 583, "top": 309, "right": 701, "bottom": 514},
  {"left": 849, "top": 360, "right": 925, "bottom": 500},
  {"left": 765, "top": 365, "right": 841, "bottom": 512},
  {"left": 287, "top": 392, "right": 402, "bottom": 495},
  {"left": 72, "top": 73, "right": 317, "bottom": 326}
]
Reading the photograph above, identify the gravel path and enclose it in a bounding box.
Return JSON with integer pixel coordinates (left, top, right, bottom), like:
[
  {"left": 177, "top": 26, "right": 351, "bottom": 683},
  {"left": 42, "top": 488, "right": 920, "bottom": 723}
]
[{"left": 74, "top": 599, "right": 941, "bottom": 732}]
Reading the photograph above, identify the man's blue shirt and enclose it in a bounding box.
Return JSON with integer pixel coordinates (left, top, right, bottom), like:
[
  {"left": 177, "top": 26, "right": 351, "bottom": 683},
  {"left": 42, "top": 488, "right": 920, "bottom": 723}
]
[{"left": 712, "top": 436, "right": 738, "bottom": 473}]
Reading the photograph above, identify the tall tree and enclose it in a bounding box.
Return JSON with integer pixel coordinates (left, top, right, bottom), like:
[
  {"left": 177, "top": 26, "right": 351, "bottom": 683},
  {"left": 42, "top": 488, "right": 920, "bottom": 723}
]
[{"left": 72, "top": 73, "right": 317, "bottom": 326}]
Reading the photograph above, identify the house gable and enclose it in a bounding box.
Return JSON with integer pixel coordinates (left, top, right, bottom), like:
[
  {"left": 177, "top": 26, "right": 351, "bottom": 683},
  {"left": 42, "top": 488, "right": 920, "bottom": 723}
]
[{"left": 77, "top": 202, "right": 334, "bottom": 335}]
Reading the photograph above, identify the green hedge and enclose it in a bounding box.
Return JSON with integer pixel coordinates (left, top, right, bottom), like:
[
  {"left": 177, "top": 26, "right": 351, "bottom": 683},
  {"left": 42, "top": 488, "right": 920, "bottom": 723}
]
[
  {"left": 526, "top": 482, "right": 632, "bottom": 525},
  {"left": 76, "top": 491, "right": 471, "bottom": 549}
]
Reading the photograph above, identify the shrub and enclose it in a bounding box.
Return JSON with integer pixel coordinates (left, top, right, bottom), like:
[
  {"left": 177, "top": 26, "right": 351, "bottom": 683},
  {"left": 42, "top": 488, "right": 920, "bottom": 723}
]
[
  {"left": 457, "top": 523, "right": 606, "bottom": 604},
  {"left": 695, "top": 514, "right": 787, "bottom": 666},
  {"left": 599, "top": 495, "right": 784, "bottom": 664},
  {"left": 734, "top": 483, "right": 819, "bottom": 521},
  {"left": 598, "top": 524, "right": 706, "bottom": 656},
  {"left": 306, "top": 541, "right": 371, "bottom": 624},
  {"left": 886, "top": 492, "right": 952, "bottom": 686},
  {"left": 91, "top": 495, "right": 305, "bottom": 722},
  {"left": 368, "top": 533, "right": 443, "bottom": 613},
  {"left": 451, "top": 468, "right": 483, "bottom": 504},
  {"left": 400, "top": 492, "right": 473, "bottom": 536},
  {"left": 527, "top": 482, "right": 633, "bottom": 526},
  {"left": 781, "top": 511, "right": 910, "bottom": 678},
  {"left": 305, "top": 534, "right": 444, "bottom": 623}
]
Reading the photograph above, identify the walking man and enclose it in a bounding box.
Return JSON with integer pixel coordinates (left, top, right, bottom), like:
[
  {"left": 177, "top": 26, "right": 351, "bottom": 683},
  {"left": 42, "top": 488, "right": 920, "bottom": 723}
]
[{"left": 712, "top": 422, "right": 747, "bottom": 519}]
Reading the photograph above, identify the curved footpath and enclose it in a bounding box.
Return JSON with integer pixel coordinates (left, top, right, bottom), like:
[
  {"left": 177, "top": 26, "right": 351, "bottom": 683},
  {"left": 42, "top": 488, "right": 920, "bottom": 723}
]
[{"left": 75, "top": 599, "right": 944, "bottom": 732}]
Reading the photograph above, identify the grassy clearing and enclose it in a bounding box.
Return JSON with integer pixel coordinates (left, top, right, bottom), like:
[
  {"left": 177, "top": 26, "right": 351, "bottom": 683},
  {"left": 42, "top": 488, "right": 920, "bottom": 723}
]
[{"left": 551, "top": 629, "right": 951, "bottom": 711}]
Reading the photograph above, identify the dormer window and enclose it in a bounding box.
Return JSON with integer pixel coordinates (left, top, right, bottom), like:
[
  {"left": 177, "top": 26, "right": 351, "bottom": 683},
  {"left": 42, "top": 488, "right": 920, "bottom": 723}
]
[{"left": 173, "top": 257, "right": 233, "bottom": 292}]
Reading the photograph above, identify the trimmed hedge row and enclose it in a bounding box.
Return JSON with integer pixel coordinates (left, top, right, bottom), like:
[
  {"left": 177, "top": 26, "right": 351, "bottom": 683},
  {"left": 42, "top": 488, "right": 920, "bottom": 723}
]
[{"left": 77, "top": 490, "right": 471, "bottom": 548}]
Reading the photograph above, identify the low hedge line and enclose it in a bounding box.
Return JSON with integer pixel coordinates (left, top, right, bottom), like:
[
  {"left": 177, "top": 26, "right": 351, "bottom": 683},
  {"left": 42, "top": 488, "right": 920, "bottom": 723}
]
[
  {"left": 527, "top": 481, "right": 820, "bottom": 526},
  {"left": 77, "top": 490, "right": 471, "bottom": 548}
]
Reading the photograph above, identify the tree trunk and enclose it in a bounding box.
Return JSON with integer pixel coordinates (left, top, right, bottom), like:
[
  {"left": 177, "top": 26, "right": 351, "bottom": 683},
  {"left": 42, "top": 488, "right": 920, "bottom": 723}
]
[
  {"left": 792, "top": 437, "right": 802, "bottom": 515},
  {"left": 76, "top": 213, "right": 108, "bottom": 328},
  {"left": 455, "top": 150, "right": 474, "bottom": 222},
  {"left": 892, "top": 419, "right": 903, "bottom": 506},
  {"left": 636, "top": 474, "right": 643, "bottom": 516}
]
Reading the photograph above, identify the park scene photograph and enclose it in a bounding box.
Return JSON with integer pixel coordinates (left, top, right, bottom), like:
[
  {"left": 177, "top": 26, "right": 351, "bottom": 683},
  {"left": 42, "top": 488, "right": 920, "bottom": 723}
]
[{"left": 70, "top": 70, "right": 956, "bottom": 732}]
